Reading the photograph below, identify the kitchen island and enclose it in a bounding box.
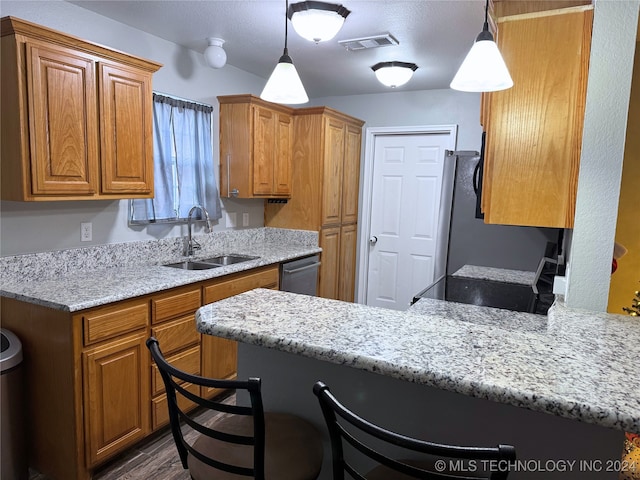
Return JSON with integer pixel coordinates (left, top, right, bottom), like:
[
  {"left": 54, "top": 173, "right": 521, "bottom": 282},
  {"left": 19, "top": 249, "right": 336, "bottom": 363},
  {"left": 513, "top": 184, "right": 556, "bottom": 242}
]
[{"left": 196, "top": 288, "right": 640, "bottom": 479}]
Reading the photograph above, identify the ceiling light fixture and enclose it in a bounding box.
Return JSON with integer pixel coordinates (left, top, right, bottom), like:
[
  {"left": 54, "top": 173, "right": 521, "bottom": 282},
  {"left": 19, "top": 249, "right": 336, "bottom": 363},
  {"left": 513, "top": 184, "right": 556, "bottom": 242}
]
[
  {"left": 203, "top": 37, "right": 227, "bottom": 69},
  {"left": 261, "top": 0, "right": 309, "bottom": 104},
  {"left": 288, "top": 1, "right": 350, "bottom": 43},
  {"left": 450, "top": 0, "right": 513, "bottom": 92},
  {"left": 371, "top": 61, "right": 418, "bottom": 88}
]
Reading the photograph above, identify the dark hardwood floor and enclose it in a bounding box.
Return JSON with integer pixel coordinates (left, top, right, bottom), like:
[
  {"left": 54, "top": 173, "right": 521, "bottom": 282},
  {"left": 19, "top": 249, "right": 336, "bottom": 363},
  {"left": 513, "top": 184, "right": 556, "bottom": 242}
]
[{"left": 29, "top": 392, "right": 235, "bottom": 480}]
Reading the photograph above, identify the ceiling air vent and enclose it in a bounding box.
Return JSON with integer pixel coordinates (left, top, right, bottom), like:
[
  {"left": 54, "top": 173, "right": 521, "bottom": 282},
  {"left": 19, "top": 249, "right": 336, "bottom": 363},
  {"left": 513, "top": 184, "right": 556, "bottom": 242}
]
[{"left": 338, "top": 33, "right": 399, "bottom": 51}]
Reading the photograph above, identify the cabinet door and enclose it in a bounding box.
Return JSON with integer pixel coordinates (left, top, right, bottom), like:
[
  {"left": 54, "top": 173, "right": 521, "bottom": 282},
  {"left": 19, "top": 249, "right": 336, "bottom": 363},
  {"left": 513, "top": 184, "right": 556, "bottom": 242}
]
[
  {"left": 341, "top": 125, "right": 362, "bottom": 225},
  {"left": 99, "top": 62, "right": 153, "bottom": 196},
  {"left": 338, "top": 223, "right": 358, "bottom": 302},
  {"left": 26, "top": 43, "right": 99, "bottom": 195},
  {"left": 483, "top": 7, "right": 592, "bottom": 228},
  {"left": 83, "top": 332, "right": 150, "bottom": 466},
  {"left": 319, "top": 226, "right": 341, "bottom": 299},
  {"left": 321, "top": 118, "right": 345, "bottom": 226},
  {"left": 252, "top": 105, "right": 276, "bottom": 195},
  {"left": 274, "top": 112, "right": 293, "bottom": 196}
]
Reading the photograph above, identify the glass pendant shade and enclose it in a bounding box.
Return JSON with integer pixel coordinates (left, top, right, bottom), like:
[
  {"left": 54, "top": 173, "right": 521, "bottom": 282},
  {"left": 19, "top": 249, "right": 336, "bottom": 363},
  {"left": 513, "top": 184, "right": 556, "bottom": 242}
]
[
  {"left": 372, "top": 61, "right": 418, "bottom": 88},
  {"left": 261, "top": 0, "right": 309, "bottom": 104},
  {"left": 204, "top": 37, "right": 227, "bottom": 69},
  {"left": 288, "top": 2, "right": 350, "bottom": 43},
  {"left": 450, "top": 0, "right": 513, "bottom": 92},
  {"left": 450, "top": 36, "right": 513, "bottom": 92},
  {"left": 261, "top": 51, "right": 309, "bottom": 104}
]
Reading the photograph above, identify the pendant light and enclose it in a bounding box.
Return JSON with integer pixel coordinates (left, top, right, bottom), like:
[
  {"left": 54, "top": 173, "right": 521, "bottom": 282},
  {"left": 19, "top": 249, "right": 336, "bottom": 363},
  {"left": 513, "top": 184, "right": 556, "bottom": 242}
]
[
  {"left": 261, "top": 0, "right": 309, "bottom": 104},
  {"left": 288, "top": 1, "right": 350, "bottom": 43},
  {"left": 450, "top": 0, "right": 513, "bottom": 92}
]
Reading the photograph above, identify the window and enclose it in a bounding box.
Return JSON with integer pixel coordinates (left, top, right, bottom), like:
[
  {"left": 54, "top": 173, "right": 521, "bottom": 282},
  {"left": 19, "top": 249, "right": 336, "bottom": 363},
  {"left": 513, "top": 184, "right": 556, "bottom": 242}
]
[{"left": 130, "top": 93, "right": 222, "bottom": 224}]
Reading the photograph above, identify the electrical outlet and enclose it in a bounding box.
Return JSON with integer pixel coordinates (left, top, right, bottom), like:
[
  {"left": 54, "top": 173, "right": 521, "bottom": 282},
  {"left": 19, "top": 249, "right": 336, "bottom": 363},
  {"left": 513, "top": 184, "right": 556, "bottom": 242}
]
[
  {"left": 80, "top": 222, "right": 92, "bottom": 242},
  {"left": 242, "top": 213, "right": 249, "bottom": 227},
  {"left": 226, "top": 212, "right": 237, "bottom": 228}
]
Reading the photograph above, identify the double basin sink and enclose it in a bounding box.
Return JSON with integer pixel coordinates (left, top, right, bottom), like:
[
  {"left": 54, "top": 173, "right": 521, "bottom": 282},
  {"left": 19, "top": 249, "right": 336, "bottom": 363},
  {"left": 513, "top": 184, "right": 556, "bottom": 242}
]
[{"left": 163, "top": 254, "right": 259, "bottom": 270}]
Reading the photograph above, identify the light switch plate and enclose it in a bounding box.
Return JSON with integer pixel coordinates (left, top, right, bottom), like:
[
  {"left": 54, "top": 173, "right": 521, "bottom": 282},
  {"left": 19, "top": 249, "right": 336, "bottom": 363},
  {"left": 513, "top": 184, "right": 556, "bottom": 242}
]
[{"left": 226, "top": 212, "right": 237, "bottom": 228}]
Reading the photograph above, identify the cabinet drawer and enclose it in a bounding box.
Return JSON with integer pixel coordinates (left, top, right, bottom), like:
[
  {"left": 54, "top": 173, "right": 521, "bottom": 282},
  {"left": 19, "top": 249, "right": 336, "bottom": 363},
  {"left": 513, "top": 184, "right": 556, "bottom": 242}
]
[
  {"left": 152, "top": 286, "right": 201, "bottom": 324},
  {"left": 203, "top": 266, "right": 279, "bottom": 304},
  {"left": 150, "top": 315, "right": 200, "bottom": 356},
  {"left": 151, "top": 345, "right": 201, "bottom": 397},
  {"left": 83, "top": 299, "right": 149, "bottom": 346},
  {"left": 151, "top": 381, "right": 199, "bottom": 430}
]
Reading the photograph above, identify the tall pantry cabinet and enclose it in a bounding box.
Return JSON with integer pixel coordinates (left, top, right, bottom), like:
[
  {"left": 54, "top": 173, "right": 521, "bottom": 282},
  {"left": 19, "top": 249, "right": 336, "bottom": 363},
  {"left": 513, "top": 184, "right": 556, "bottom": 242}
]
[{"left": 265, "top": 107, "right": 364, "bottom": 301}]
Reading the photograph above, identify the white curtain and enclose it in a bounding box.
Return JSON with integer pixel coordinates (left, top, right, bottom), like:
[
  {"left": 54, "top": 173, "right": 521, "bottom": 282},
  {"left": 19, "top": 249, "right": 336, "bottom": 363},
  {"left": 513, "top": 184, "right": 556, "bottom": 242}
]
[{"left": 130, "top": 94, "right": 222, "bottom": 224}]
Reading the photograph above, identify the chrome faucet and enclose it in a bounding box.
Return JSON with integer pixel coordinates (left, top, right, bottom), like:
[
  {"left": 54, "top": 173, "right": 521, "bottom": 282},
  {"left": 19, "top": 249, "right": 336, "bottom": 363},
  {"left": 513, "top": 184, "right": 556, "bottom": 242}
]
[{"left": 185, "top": 205, "right": 212, "bottom": 256}]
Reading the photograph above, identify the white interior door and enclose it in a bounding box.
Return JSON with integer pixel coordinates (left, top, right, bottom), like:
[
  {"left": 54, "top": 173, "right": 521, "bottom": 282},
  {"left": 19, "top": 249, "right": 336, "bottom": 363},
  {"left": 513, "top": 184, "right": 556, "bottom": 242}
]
[{"left": 365, "top": 132, "right": 453, "bottom": 310}]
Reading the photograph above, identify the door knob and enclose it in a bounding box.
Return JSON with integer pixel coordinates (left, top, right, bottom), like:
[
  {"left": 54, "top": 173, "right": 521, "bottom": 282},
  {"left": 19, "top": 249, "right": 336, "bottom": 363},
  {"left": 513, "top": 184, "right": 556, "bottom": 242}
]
[{"left": 369, "top": 236, "right": 378, "bottom": 245}]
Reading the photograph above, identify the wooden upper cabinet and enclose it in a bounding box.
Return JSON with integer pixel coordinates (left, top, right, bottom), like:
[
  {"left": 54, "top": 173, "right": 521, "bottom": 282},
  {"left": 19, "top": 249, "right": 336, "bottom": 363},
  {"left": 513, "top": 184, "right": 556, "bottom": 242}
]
[
  {"left": 481, "top": 6, "right": 593, "bottom": 228},
  {"left": 219, "top": 95, "right": 293, "bottom": 199},
  {"left": 99, "top": 62, "right": 154, "bottom": 195},
  {"left": 342, "top": 125, "right": 362, "bottom": 225},
  {"left": 322, "top": 117, "right": 346, "bottom": 226},
  {"left": 0, "top": 16, "right": 161, "bottom": 201},
  {"left": 26, "top": 43, "right": 99, "bottom": 196}
]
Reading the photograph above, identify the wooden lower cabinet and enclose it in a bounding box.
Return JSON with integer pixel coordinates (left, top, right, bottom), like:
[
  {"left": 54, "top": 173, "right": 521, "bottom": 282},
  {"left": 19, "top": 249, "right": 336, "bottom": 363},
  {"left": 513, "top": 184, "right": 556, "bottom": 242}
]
[
  {"left": 338, "top": 223, "right": 358, "bottom": 302},
  {"left": 0, "top": 264, "right": 282, "bottom": 480},
  {"left": 82, "top": 332, "right": 150, "bottom": 467},
  {"left": 319, "top": 224, "right": 358, "bottom": 301}
]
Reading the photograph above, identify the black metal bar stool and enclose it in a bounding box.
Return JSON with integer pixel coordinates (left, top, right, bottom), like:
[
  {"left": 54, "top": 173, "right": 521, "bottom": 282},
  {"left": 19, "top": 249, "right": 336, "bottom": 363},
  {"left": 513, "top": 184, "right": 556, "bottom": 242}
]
[
  {"left": 147, "top": 337, "right": 323, "bottom": 479},
  {"left": 313, "top": 381, "right": 516, "bottom": 480}
]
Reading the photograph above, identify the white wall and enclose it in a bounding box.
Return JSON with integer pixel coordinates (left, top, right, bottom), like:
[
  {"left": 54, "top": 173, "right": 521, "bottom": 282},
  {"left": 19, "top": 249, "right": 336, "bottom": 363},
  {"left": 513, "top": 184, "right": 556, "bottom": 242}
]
[
  {"left": 566, "top": 0, "right": 640, "bottom": 311},
  {"left": 0, "top": 0, "right": 267, "bottom": 255}
]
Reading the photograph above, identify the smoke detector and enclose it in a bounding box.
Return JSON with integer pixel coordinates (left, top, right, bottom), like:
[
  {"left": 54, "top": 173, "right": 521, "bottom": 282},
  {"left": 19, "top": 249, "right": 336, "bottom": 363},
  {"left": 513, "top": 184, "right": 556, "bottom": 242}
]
[{"left": 338, "top": 33, "right": 399, "bottom": 51}]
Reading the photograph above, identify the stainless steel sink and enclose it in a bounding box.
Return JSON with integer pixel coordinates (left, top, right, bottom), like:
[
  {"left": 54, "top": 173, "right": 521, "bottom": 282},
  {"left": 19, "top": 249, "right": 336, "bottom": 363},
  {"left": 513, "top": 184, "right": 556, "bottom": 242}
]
[
  {"left": 163, "top": 261, "right": 221, "bottom": 270},
  {"left": 200, "top": 254, "right": 259, "bottom": 266}
]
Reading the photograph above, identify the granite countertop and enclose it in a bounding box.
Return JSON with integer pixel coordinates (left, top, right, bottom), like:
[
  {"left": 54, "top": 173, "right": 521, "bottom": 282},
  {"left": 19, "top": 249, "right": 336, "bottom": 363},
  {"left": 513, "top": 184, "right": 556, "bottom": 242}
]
[
  {"left": 0, "top": 228, "right": 320, "bottom": 312},
  {"left": 196, "top": 288, "right": 640, "bottom": 435}
]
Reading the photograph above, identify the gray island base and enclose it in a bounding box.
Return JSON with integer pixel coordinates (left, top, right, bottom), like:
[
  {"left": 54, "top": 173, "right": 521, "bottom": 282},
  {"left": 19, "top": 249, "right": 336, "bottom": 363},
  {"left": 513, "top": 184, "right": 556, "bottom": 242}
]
[{"left": 196, "top": 289, "right": 640, "bottom": 479}]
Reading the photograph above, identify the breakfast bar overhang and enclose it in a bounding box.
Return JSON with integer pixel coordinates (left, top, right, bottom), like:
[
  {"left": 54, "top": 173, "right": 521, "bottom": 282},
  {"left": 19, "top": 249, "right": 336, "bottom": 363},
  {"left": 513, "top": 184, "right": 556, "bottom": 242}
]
[{"left": 196, "top": 288, "right": 640, "bottom": 479}]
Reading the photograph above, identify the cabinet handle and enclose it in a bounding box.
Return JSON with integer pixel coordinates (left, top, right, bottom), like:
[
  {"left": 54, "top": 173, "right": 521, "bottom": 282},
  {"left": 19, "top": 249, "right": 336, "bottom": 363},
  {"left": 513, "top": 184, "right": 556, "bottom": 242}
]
[
  {"left": 226, "top": 154, "right": 239, "bottom": 197},
  {"left": 283, "top": 262, "right": 321, "bottom": 274}
]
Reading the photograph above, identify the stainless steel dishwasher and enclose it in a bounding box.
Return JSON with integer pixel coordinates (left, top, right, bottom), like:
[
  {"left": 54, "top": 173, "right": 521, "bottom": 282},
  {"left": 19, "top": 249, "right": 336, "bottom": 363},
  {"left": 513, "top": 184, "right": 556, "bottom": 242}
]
[{"left": 280, "top": 255, "right": 320, "bottom": 296}]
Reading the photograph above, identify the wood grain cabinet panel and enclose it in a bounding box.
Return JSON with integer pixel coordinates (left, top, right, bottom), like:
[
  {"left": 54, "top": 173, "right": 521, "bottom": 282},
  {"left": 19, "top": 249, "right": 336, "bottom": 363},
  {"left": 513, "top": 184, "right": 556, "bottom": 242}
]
[
  {"left": 219, "top": 95, "right": 293, "bottom": 198},
  {"left": 338, "top": 223, "right": 358, "bottom": 302},
  {"left": 151, "top": 286, "right": 202, "bottom": 324},
  {"left": 0, "top": 16, "right": 161, "bottom": 201},
  {"left": 151, "top": 315, "right": 201, "bottom": 356},
  {"left": 481, "top": 6, "right": 593, "bottom": 228},
  {"left": 319, "top": 226, "right": 341, "bottom": 300},
  {"left": 82, "top": 332, "right": 150, "bottom": 467},
  {"left": 83, "top": 299, "right": 149, "bottom": 346},
  {"left": 99, "top": 62, "right": 154, "bottom": 195},
  {"left": 26, "top": 42, "right": 99, "bottom": 195}
]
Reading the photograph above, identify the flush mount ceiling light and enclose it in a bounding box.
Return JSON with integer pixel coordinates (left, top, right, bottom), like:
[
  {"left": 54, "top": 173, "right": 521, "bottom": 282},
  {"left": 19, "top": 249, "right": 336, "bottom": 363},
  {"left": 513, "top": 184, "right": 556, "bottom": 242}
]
[
  {"left": 287, "top": 1, "right": 350, "bottom": 43},
  {"left": 450, "top": 0, "right": 513, "bottom": 92},
  {"left": 261, "top": 0, "right": 309, "bottom": 104},
  {"left": 371, "top": 61, "right": 418, "bottom": 88},
  {"left": 203, "top": 37, "right": 227, "bottom": 69}
]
